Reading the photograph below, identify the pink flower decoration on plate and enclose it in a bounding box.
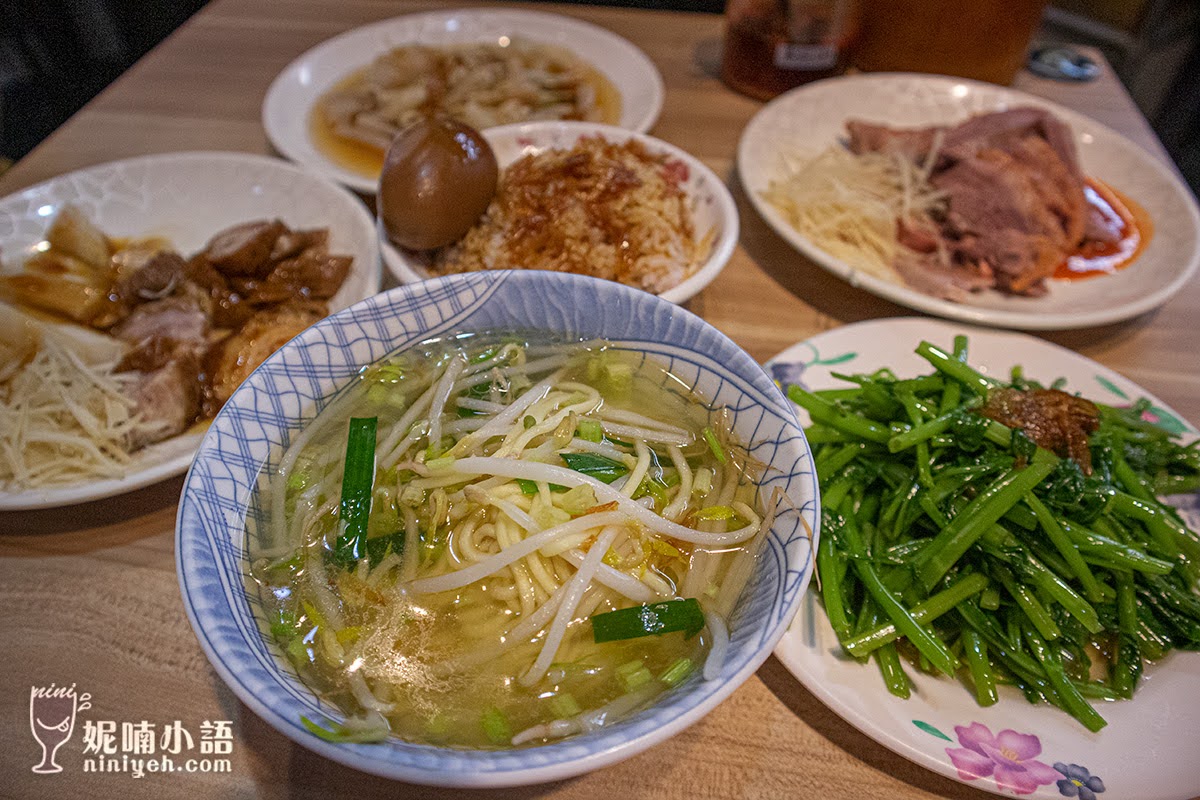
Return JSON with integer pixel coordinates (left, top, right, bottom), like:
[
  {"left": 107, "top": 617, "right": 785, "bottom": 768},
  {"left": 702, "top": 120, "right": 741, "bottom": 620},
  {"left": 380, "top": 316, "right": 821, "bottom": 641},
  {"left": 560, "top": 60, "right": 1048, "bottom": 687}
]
[{"left": 946, "top": 722, "right": 1060, "bottom": 795}]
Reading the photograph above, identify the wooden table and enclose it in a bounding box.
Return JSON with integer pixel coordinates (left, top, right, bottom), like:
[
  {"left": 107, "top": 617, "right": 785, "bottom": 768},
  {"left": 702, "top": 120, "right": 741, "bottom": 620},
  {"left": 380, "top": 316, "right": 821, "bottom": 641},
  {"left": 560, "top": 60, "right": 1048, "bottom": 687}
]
[{"left": 1, "top": 3, "right": 1196, "bottom": 798}]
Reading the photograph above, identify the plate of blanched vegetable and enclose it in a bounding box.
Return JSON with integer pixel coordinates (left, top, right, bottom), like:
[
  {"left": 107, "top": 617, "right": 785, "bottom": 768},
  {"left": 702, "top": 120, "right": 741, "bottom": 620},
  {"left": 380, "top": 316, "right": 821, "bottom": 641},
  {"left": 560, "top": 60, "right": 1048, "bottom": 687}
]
[{"left": 769, "top": 317, "right": 1200, "bottom": 800}]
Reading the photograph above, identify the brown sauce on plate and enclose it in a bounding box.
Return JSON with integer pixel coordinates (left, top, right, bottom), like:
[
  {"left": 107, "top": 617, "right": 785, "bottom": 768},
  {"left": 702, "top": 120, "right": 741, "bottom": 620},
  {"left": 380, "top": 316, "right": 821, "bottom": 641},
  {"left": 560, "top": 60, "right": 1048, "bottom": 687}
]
[{"left": 310, "top": 55, "right": 623, "bottom": 181}]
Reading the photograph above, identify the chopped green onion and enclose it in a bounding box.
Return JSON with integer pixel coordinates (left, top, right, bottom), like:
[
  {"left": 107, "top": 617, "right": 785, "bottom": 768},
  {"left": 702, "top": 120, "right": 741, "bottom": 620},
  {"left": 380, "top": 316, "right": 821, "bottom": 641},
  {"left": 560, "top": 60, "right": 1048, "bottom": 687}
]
[
  {"left": 692, "top": 467, "right": 713, "bottom": 495},
  {"left": 633, "top": 477, "right": 668, "bottom": 509},
  {"left": 333, "top": 417, "right": 377, "bottom": 567},
  {"left": 591, "top": 598, "right": 705, "bottom": 643},
  {"left": 480, "top": 707, "right": 511, "bottom": 745},
  {"left": 270, "top": 610, "right": 299, "bottom": 641},
  {"left": 702, "top": 426, "right": 727, "bottom": 465},
  {"left": 577, "top": 418, "right": 603, "bottom": 442},
  {"left": 300, "top": 715, "right": 388, "bottom": 744},
  {"left": 659, "top": 657, "right": 694, "bottom": 687},
  {"left": 695, "top": 505, "right": 736, "bottom": 521},
  {"left": 286, "top": 634, "right": 311, "bottom": 665},
  {"left": 286, "top": 456, "right": 314, "bottom": 493},
  {"left": 425, "top": 713, "right": 451, "bottom": 740},
  {"left": 618, "top": 664, "right": 654, "bottom": 692},
  {"left": 516, "top": 478, "right": 567, "bottom": 494},
  {"left": 549, "top": 693, "right": 581, "bottom": 719},
  {"left": 616, "top": 659, "right": 646, "bottom": 677},
  {"left": 425, "top": 455, "right": 456, "bottom": 473},
  {"left": 561, "top": 452, "right": 629, "bottom": 484}
]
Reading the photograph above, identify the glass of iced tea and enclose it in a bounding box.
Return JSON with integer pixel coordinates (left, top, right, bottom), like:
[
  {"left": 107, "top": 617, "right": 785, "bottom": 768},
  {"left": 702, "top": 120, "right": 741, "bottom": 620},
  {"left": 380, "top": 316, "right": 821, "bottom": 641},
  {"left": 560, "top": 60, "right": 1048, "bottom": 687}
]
[{"left": 853, "top": 0, "right": 1048, "bottom": 85}]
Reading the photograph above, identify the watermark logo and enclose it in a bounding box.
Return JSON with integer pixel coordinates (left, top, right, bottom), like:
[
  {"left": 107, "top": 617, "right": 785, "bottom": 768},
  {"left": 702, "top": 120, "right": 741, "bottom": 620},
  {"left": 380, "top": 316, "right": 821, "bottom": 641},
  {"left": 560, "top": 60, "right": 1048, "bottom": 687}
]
[
  {"left": 29, "top": 684, "right": 91, "bottom": 774},
  {"left": 28, "top": 684, "right": 234, "bottom": 779}
]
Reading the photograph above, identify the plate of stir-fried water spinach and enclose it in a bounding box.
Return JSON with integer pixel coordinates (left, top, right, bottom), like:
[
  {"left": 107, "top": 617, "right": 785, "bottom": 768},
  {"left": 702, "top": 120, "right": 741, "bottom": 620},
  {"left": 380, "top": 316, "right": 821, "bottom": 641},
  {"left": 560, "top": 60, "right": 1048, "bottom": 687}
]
[{"left": 769, "top": 318, "right": 1200, "bottom": 800}]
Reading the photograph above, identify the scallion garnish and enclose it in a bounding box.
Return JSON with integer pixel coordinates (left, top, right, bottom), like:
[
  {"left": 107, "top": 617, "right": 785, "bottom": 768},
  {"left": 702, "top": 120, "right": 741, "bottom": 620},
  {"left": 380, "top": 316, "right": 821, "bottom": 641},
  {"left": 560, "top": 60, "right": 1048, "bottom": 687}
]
[
  {"left": 590, "top": 598, "right": 706, "bottom": 643},
  {"left": 300, "top": 715, "right": 388, "bottom": 744},
  {"left": 480, "top": 707, "right": 511, "bottom": 745},
  {"left": 577, "top": 418, "right": 603, "bottom": 442},
  {"left": 561, "top": 452, "right": 629, "bottom": 484},
  {"left": 333, "top": 417, "right": 377, "bottom": 567},
  {"left": 702, "top": 426, "right": 727, "bottom": 465}
]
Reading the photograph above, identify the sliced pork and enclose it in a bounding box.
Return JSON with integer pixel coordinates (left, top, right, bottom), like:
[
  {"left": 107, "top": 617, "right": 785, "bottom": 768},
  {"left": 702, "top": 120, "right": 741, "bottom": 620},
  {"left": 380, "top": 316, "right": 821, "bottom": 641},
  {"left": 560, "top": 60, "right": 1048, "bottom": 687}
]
[
  {"left": 844, "top": 107, "right": 1102, "bottom": 297},
  {"left": 124, "top": 355, "right": 203, "bottom": 450}
]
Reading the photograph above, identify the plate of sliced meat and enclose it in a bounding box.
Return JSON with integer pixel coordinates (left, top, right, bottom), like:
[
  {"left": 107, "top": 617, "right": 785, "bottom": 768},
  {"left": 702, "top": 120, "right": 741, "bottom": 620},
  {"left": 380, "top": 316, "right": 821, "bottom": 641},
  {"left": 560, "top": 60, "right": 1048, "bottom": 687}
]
[
  {"left": 0, "top": 152, "right": 380, "bottom": 509},
  {"left": 738, "top": 73, "right": 1200, "bottom": 330}
]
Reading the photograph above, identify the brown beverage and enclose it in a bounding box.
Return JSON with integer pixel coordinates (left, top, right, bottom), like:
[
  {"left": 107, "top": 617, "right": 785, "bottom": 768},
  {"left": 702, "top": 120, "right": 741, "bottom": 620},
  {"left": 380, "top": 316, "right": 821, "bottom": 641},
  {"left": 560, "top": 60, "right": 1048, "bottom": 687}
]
[
  {"left": 854, "top": 0, "right": 1047, "bottom": 85},
  {"left": 722, "top": 0, "right": 860, "bottom": 101}
]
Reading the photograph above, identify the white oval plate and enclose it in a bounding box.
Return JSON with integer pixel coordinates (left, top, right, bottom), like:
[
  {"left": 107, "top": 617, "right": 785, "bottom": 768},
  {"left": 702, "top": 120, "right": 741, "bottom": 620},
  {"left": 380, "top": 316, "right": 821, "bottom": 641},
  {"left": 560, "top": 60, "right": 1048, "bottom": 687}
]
[
  {"left": 378, "top": 120, "right": 739, "bottom": 305},
  {"left": 0, "top": 152, "right": 381, "bottom": 510},
  {"left": 738, "top": 74, "right": 1200, "bottom": 330},
  {"left": 263, "top": 8, "right": 665, "bottom": 194},
  {"left": 767, "top": 317, "right": 1200, "bottom": 800}
]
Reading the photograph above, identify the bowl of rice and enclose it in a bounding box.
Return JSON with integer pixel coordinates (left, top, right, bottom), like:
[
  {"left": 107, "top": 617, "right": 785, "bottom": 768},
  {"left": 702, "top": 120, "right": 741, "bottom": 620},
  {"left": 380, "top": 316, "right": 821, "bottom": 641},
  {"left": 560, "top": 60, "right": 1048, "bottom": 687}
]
[{"left": 378, "top": 121, "right": 738, "bottom": 304}]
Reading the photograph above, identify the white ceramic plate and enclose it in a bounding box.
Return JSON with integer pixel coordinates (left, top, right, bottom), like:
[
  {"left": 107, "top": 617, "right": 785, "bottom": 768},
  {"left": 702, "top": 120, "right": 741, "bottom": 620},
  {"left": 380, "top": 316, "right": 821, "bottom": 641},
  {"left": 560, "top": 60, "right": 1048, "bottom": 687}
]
[
  {"left": 738, "top": 74, "right": 1200, "bottom": 330},
  {"left": 0, "top": 152, "right": 381, "bottom": 511},
  {"left": 263, "top": 8, "right": 665, "bottom": 194},
  {"left": 379, "top": 120, "right": 739, "bottom": 305},
  {"left": 767, "top": 317, "right": 1200, "bottom": 800}
]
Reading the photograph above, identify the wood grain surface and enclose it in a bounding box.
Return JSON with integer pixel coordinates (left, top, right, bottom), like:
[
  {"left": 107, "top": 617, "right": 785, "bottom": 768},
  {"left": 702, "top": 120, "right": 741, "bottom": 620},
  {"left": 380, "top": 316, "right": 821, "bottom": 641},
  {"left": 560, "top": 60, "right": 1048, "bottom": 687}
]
[{"left": 1, "top": 2, "right": 1196, "bottom": 798}]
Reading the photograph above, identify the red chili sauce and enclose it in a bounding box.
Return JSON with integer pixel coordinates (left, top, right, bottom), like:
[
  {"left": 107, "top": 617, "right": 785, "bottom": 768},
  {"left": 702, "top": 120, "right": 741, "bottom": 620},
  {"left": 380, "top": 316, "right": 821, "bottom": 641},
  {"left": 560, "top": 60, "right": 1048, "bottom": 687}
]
[{"left": 1054, "top": 179, "right": 1152, "bottom": 281}]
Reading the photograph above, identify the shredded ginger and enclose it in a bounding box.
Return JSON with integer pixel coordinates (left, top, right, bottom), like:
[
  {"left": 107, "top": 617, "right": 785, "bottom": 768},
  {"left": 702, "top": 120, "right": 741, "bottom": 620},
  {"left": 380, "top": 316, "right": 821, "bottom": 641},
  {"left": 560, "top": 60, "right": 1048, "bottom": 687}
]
[
  {"left": 761, "top": 145, "right": 947, "bottom": 284},
  {"left": 0, "top": 323, "right": 161, "bottom": 489}
]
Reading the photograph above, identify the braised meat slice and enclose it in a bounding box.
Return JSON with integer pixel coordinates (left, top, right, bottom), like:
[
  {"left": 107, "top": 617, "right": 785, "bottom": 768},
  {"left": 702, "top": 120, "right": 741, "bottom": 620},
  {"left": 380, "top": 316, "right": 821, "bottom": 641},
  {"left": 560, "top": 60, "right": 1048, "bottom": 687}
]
[
  {"left": 204, "top": 302, "right": 326, "bottom": 413},
  {"left": 846, "top": 120, "right": 942, "bottom": 162},
  {"left": 251, "top": 252, "right": 352, "bottom": 305},
  {"left": 933, "top": 148, "right": 1071, "bottom": 295},
  {"left": 203, "top": 219, "right": 285, "bottom": 277},
  {"left": 941, "top": 107, "right": 1083, "bottom": 185},
  {"left": 112, "top": 295, "right": 211, "bottom": 352},
  {"left": 184, "top": 256, "right": 254, "bottom": 329},
  {"left": 845, "top": 107, "right": 1095, "bottom": 297},
  {"left": 892, "top": 250, "right": 993, "bottom": 301},
  {"left": 1004, "top": 136, "right": 1087, "bottom": 246},
  {"left": 269, "top": 228, "right": 329, "bottom": 262},
  {"left": 979, "top": 388, "right": 1100, "bottom": 473},
  {"left": 125, "top": 354, "right": 203, "bottom": 450},
  {"left": 114, "top": 250, "right": 186, "bottom": 303}
]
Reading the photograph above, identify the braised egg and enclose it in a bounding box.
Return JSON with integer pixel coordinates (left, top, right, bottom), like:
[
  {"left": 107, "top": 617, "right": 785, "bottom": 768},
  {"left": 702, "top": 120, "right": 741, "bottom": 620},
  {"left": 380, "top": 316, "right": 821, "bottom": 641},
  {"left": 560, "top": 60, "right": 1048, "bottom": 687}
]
[{"left": 378, "top": 117, "right": 498, "bottom": 251}]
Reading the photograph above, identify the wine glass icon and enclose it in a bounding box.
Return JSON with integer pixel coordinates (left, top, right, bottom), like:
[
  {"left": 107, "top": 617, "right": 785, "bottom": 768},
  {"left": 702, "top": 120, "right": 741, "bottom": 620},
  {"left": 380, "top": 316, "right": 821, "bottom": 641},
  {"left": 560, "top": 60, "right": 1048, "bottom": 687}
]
[{"left": 29, "top": 687, "right": 86, "bottom": 774}]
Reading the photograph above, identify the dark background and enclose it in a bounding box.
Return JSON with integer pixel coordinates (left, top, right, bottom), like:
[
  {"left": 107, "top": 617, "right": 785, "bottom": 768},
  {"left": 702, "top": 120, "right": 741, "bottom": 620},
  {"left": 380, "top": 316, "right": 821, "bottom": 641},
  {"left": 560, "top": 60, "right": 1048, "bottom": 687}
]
[{"left": 0, "top": 0, "right": 1197, "bottom": 194}]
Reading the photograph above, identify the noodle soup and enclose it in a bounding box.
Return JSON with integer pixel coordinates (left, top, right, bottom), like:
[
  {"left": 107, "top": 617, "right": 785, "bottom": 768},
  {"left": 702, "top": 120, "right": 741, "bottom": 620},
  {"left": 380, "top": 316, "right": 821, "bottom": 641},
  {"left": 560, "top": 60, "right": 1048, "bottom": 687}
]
[{"left": 249, "top": 334, "right": 770, "bottom": 748}]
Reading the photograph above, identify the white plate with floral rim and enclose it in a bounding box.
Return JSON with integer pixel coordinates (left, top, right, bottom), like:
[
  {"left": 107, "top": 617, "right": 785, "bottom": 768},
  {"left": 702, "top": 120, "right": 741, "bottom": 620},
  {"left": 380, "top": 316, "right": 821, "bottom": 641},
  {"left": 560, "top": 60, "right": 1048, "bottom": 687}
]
[
  {"left": 263, "top": 7, "right": 665, "bottom": 194},
  {"left": 738, "top": 74, "right": 1200, "bottom": 331},
  {"left": 767, "top": 317, "right": 1200, "bottom": 800},
  {"left": 378, "top": 120, "right": 739, "bottom": 306},
  {"left": 0, "top": 152, "right": 381, "bottom": 510}
]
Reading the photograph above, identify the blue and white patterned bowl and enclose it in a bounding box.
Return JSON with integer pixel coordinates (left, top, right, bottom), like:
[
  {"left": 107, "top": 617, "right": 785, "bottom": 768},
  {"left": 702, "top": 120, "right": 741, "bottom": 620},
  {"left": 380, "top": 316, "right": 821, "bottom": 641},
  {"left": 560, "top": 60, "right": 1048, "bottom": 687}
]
[{"left": 176, "top": 270, "right": 819, "bottom": 786}]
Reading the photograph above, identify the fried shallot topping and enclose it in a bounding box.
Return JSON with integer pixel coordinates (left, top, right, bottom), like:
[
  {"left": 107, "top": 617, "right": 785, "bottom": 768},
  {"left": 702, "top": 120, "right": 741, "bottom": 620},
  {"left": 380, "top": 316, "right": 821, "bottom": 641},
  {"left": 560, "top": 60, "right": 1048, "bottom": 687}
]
[{"left": 979, "top": 387, "right": 1100, "bottom": 473}]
